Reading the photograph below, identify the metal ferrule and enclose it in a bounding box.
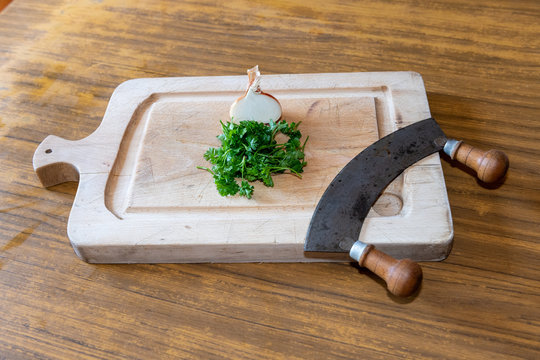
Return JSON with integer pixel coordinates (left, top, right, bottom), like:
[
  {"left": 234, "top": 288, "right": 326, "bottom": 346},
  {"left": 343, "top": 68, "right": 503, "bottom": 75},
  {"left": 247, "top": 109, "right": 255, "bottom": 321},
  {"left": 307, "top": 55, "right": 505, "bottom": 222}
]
[
  {"left": 349, "top": 240, "right": 369, "bottom": 262},
  {"left": 443, "top": 139, "right": 463, "bottom": 159}
]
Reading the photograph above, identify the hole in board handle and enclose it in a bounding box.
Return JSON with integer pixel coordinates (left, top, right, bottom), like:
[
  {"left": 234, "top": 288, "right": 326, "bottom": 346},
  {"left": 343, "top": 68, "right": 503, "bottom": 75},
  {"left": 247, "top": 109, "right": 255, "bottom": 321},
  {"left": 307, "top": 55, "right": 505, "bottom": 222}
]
[{"left": 45, "top": 149, "right": 52, "bottom": 154}]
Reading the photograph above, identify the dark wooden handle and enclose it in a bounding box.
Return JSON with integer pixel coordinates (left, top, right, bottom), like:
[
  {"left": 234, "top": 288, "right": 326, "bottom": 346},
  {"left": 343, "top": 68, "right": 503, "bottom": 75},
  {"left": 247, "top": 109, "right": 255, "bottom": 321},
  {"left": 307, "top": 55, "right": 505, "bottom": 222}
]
[
  {"left": 453, "top": 142, "right": 509, "bottom": 183},
  {"left": 358, "top": 245, "right": 423, "bottom": 297}
]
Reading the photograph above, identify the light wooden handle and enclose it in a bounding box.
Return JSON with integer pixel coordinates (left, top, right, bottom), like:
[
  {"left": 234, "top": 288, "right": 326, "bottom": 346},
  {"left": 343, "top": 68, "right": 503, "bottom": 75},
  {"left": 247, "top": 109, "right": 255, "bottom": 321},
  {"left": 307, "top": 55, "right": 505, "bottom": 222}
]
[
  {"left": 452, "top": 142, "right": 509, "bottom": 183},
  {"left": 33, "top": 135, "right": 80, "bottom": 187},
  {"left": 358, "top": 245, "right": 423, "bottom": 297},
  {"left": 33, "top": 134, "right": 112, "bottom": 188}
]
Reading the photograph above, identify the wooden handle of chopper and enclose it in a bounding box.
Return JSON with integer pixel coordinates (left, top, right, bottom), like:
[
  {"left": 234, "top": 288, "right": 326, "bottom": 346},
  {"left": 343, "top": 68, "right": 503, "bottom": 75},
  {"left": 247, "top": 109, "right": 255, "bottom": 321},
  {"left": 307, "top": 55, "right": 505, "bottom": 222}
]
[
  {"left": 358, "top": 245, "right": 423, "bottom": 297},
  {"left": 453, "top": 143, "right": 509, "bottom": 183}
]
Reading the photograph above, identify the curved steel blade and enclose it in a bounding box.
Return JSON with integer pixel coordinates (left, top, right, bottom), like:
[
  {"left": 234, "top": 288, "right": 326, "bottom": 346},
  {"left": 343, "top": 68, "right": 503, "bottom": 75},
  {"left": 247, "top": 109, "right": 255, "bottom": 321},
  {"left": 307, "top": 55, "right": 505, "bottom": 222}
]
[{"left": 304, "top": 118, "right": 446, "bottom": 252}]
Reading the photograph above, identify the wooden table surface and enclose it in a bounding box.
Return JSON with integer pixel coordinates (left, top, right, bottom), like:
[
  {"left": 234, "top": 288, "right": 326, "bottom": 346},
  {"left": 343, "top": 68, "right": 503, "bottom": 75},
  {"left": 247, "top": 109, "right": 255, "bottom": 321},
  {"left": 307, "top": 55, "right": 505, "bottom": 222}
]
[{"left": 1, "top": 1, "right": 538, "bottom": 359}]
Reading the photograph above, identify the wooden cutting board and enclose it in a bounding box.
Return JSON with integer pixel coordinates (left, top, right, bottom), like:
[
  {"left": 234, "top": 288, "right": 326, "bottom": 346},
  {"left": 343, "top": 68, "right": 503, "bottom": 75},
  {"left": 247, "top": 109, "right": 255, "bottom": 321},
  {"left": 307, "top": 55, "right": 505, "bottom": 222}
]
[{"left": 33, "top": 71, "right": 453, "bottom": 263}]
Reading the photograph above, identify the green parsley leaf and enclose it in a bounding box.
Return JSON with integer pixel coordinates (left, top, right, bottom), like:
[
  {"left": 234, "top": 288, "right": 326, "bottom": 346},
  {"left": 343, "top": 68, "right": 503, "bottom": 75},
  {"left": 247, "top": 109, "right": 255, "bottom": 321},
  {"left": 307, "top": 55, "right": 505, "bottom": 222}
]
[{"left": 198, "top": 119, "right": 308, "bottom": 198}]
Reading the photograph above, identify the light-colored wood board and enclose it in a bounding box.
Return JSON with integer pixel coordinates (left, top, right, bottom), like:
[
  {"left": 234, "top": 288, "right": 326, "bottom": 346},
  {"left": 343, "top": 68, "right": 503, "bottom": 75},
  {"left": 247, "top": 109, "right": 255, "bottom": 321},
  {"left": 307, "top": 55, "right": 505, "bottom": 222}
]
[{"left": 33, "top": 71, "right": 452, "bottom": 263}]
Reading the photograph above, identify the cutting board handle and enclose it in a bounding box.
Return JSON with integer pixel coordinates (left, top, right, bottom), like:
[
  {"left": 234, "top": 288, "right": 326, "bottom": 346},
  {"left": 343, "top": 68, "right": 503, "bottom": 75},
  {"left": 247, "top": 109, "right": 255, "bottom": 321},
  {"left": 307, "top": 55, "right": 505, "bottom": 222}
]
[
  {"left": 33, "top": 135, "right": 81, "bottom": 187},
  {"left": 356, "top": 244, "right": 423, "bottom": 297},
  {"left": 444, "top": 140, "right": 509, "bottom": 183},
  {"left": 33, "top": 129, "right": 114, "bottom": 188}
]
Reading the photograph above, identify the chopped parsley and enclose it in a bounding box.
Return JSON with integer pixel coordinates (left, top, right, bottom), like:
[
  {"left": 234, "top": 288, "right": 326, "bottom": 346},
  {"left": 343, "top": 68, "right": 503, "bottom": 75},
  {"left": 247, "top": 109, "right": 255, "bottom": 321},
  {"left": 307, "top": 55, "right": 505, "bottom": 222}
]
[{"left": 198, "top": 119, "right": 308, "bottom": 199}]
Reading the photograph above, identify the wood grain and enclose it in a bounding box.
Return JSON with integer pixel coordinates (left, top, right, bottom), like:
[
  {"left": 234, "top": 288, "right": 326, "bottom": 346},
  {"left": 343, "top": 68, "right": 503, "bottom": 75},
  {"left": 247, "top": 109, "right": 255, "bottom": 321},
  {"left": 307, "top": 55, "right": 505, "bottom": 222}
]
[
  {"left": 0, "top": 0, "right": 10, "bottom": 12},
  {"left": 0, "top": 0, "right": 538, "bottom": 359}
]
